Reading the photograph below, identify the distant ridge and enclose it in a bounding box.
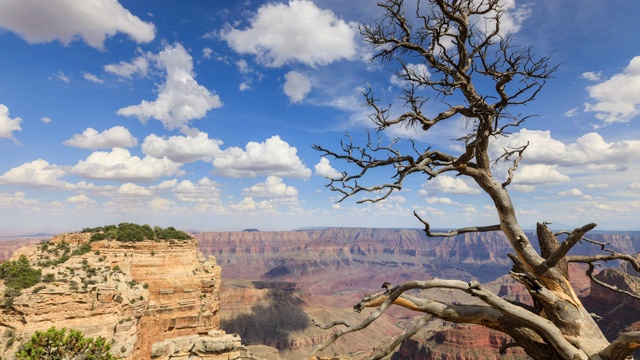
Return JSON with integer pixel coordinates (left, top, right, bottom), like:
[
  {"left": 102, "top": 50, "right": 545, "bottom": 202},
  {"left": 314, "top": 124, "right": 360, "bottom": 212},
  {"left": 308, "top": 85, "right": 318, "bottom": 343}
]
[{"left": 0, "top": 233, "right": 54, "bottom": 239}]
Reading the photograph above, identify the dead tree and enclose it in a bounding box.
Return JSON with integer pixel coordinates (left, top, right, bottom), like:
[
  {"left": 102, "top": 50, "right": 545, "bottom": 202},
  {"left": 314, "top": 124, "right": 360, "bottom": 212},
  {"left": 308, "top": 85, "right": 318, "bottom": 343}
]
[{"left": 311, "top": 1, "right": 640, "bottom": 359}]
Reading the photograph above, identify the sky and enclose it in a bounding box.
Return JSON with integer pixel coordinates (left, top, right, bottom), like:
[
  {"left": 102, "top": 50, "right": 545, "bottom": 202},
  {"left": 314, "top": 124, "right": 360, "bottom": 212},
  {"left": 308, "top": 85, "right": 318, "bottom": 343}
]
[{"left": 0, "top": 0, "right": 639, "bottom": 234}]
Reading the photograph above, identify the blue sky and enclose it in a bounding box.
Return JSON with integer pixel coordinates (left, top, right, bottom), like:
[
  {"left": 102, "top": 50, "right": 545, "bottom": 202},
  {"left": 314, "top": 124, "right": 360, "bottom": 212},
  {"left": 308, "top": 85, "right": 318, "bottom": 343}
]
[{"left": 0, "top": 0, "right": 639, "bottom": 234}]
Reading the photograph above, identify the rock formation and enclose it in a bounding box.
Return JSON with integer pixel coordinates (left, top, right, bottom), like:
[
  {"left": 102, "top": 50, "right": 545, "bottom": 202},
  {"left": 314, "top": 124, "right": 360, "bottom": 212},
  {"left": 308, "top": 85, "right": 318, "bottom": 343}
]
[{"left": 0, "top": 232, "right": 249, "bottom": 359}]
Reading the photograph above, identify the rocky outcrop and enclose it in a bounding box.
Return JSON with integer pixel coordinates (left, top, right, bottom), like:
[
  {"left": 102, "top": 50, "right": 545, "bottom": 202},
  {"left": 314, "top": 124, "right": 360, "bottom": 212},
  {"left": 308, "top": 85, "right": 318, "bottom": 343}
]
[
  {"left": 0, "top": 232, "right": 245, "bottom": 360},
  {"left": 151, "top": 330, "right": 249, "bottom": 359}
]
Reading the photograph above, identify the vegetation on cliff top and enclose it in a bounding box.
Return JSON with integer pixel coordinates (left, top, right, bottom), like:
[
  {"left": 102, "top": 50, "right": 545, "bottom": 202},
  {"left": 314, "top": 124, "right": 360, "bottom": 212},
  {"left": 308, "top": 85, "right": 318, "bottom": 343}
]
[
  {"left": 16, "top": 326, "right": 116, "bottom": 360},
  {"left": 82, "top": 223, "right": 191, "bottom": 242}
]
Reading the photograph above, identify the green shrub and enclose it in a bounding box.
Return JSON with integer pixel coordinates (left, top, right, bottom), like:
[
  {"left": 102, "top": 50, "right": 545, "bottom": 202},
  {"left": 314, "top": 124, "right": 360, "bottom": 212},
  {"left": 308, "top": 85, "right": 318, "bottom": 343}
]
[
  {"left": 16, "top": 326, "right": 116, "bottom": 360},
  {"left": 0, "top": 256, "right": 42, "bottom": 292}
]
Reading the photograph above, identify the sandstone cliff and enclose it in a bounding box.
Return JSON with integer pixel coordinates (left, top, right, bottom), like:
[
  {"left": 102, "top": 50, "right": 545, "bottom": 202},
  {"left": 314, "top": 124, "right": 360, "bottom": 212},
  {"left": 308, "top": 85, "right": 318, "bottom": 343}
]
[{"left": 0, "top": 232, "right": 249, "bottom": 359}]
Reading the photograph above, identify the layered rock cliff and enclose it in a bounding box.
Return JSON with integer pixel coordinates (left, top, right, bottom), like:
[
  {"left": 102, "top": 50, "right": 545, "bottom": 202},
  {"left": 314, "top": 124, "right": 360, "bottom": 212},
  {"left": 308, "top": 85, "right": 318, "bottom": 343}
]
[{"left": 0, "top": 232, "right": 248, "bottom": 359}]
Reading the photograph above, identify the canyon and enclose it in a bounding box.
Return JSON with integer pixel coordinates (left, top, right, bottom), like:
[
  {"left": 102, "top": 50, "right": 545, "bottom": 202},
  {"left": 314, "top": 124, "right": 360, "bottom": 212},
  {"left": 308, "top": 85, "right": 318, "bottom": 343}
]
[
  {"left": 195, "top": 228, "right": 640, "bottom": 359},
  {"left": 1, "top": 227, "right": 639, "bottom": 359}
]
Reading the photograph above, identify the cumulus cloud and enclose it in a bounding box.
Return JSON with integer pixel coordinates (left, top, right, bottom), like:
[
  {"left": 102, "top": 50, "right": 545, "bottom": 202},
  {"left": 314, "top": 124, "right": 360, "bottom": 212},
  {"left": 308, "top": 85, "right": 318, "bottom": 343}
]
[
  {"left": 431, "top": 175, "right": 481, "bottom": 194},
  {"left": 213, "top": 135, "right": 311, "bottom": 178},
  {"left": 0, "top": 159, "right": 72, "bottom": 189},
  {"left": 117, "top": 183, "right": 152, "bottom": 196},
  {"left": 71, "top": 148, "right": 183, "bottom": 182},
  {"left": 172, "top": 177, "right": 221, "bottom": 203},
  {"left": 283, "top": 71, "right": 312, "bottom": 103},
  {"left": 581, "top": 71, "right": 602, "bottom": 81},
  {"left": 0, "top": 0, "right": 155, "bottom": 49},
  {"left": 243, "top": 176, "right": 298, "bottom": 199},
  {"left": 0, "top": 104, "right": 21, "bottom": 140},
  {"left": 426, "top": 197, "right": 457, "bottom": 205},
  {"left": 314, "top": 157, "right": 342, "bottom": 179},
  {"left": 142, "top": 131, "right": 222, "bottom": 163},
  {"left": 230, "top": 197, "right": 276, "bottom": 212},
  {"left": 512, "top": 164, "right": 570, "bottom": 185},
  {"left": 491, "top": 129, "right": 640, "bottom": 170},
  {"left": 63, "top": 126, "right": 138, "bottom": 149},
  {"left": 117, "top": 43, "right": 222, "bottom": 132},
  {"left": 40, "top": 116, "right": 52, "bottom": 124},
  {"left": 220, "top": 0, "right": 358, "bottom": 67},
  {"left": 584, "top": 56, "right": 640, "bottom": 123},
  {"left": 104, "top": 55, "right": 150, "bottom": 78}
]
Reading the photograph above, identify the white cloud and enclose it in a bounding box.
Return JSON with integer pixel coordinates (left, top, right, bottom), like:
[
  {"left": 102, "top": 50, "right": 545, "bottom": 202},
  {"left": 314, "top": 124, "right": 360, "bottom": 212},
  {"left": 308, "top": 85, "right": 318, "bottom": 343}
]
[
  {"left": 213, "top": 135, "right": 311, "bottom": 178},
  {"left": 0, "top": 191, "right": 39, "bottom": 209},
  {"left": 66, "top": 194, "right": 96, "bottom": 205},
  {"left": 149, "top": 197, "right": 176, "bottom": 211},
  {"left": 71, "top": 148, "right": 184, "bottom": 182},
  {"left": 558, "top": 188, "right": 592, "bottom": 200},
  {"left": 564, "top": 107, "right": 579, "bottom": 117},
  {"left": 82, "top": 72, "right": 103, "bottom": 83},
  {"left": 220, "top": 0, "right": 358, "bottom": 67},
  {"left": 40, "top": 116, "right": 52, "bottom": 124},
  {"left": 239, "top": 82, "right": 251, "bottom": 91},
  {"left": 105, "top": 55, "right": 150, "bottom": 78},
  {"left": 142, "top": 131, "right": 222, "bottom": 163},
  {"left": 117, "top": 43, "right": 223, "bottom": 132},
  {"left": 431, "top": 175, "right": 481, "bottom": 194},
  {"left": 493, "top": 0, "right": 531, "bottom": 35},
  {"left": 236, "top": 59, "right": 251, "bottom": 74},
  {"left": 585, "top": 183, "right": 609, "bottom": 189},
  {"left": 314, "top": 157, "right": 342, "bottom": 179},
  {"left": 581, "top": 71, "right": 602, "bottom": 81},
  {"left": 0, "top": 159, "right": 72, "bottom": 189},
  {"left": 63, "top": 126, "right": 138, "bottom": 149},
  {"left": 55, "top": 71, "right": 71, "bottom": 83},
  {"left": 491, "top": 129, "right": 640, "bottom": 170},
  {"left": 0, "top": 0, "right": 155, "bottom": 49},
  {"left": 243, "top": 176, "right": 298, "bottom": 199},
  {"left": 283, "top": 71, "right": 312, "bottom": 103},
  {"left": 584, "top": 56, "right": 640, "bottom": 123},
  {"left": 628, "top": 181, "right": 640, "bottom": 192},
  {"left": 230, "top": 197, "right": 276, "bottom": 212},
  {"left": 172, "top": 177, "right": 221, "bottom": 203},
  {"left": 426, "top": 197, "right": 456, "bottom": 205},
  {"left": 0, "top": 104, "right": 21, "bottom": 140},
  {"left": 389, "top": 195, "right": 406, "bottom": 203},
  {"left": 202, "top": 47, "right": 213, "bottom": 59},
  {"left": 512, "top": 164, "right": 570, "bottom": 185},
  {"left": 117, "top": 183, "right": 152, "bottom": 197}
]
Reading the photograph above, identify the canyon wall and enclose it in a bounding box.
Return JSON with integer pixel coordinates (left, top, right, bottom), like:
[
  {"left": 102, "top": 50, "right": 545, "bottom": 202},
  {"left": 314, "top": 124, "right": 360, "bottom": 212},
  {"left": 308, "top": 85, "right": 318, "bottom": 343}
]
[{"left": 0, "top": 232, "right": 248, "bottom": 360}]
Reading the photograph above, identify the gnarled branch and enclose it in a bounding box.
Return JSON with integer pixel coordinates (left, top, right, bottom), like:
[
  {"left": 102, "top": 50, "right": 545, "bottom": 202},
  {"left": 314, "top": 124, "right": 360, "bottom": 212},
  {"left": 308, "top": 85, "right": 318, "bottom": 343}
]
[{"left": 414, "top": 211, "right": 501, "bottom": 237}]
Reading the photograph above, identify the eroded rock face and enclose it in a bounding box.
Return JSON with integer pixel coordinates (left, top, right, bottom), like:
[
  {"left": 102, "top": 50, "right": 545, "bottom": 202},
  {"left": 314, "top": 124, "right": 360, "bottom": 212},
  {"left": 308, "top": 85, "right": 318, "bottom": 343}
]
[{"left": 0, "top": 232, "right": 241, "bottom": 360}]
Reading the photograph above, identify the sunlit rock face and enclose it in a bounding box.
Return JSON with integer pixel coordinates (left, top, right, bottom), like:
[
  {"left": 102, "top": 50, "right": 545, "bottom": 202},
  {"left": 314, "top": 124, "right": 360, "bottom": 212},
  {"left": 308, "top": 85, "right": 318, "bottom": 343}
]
[{"left": 0, "top": 232, "right": 247, "bottom": 360}]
